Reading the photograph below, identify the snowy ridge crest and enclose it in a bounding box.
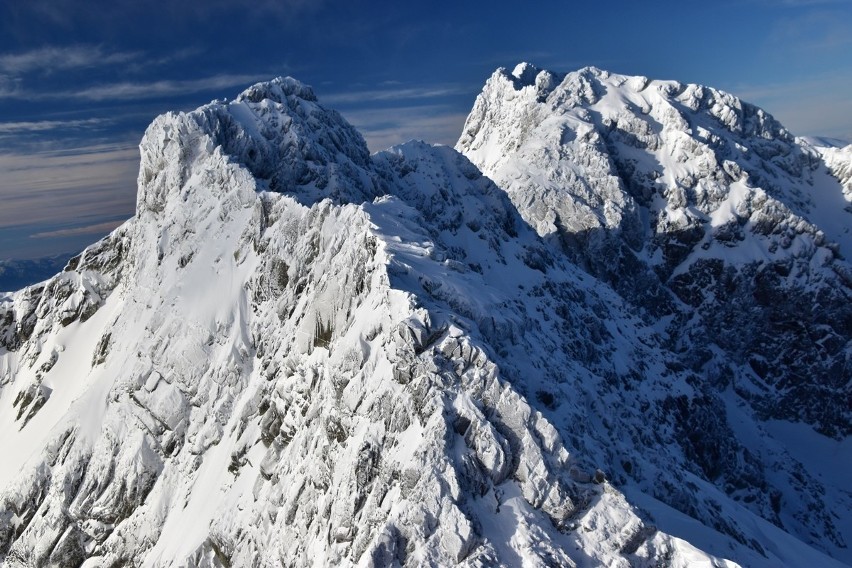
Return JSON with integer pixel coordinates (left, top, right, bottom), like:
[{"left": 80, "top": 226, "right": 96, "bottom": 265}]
[
  {"left": 237, "top": 76, "right": 319, "bottom": 104},
  {"left": 138, "top": 76, "right": 378, "bottom": 217},
  {"left": 0, "top": 70, "right": 849, "bottom": 568},
  {"left": 0, "top": 76, "right": 723, "bottom": 568},
  {"left": 459, "top": 63, "right": 852, "bottom": 564}
]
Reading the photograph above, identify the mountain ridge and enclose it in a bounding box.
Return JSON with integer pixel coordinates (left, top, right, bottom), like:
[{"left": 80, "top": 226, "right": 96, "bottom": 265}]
[
  {"left": 0, "top": 69, "right": 849, "bottom": 567},
  {"left": 458, "top": 61, "right": 852, "bottom": 433}
]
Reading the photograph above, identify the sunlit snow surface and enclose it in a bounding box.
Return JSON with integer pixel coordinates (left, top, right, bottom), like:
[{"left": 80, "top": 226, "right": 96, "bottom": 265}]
[
  {"left": 456, "top": 63, "right": 852, "bottom": 566},
  {"left": 0, "top": 71, "right": 849, "bottom": 566}
]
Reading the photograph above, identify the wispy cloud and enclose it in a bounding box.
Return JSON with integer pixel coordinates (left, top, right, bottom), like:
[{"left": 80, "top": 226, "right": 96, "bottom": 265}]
[
  {"left": 321, "top": 85, "right": 469, "bottom": 105},
  {"left": 0, "top": 45, "right": 140, "bottom": 74},
  {"left": 0, "top": 74, "right": 20, "bottom": 97},
  {"left": 53, "top": 73, "right": 263, "bottom": 101},
  {"left": 0, "top": 143, "right": 138, "bottom": 231},
  {"left": 29, "top": 219, "right": 125, "bottom": 239},
  {"left": 732, "top": 73, "right": 852, "bottom": 103},
  {"left": 0, "top": 72, "right": 265, "bottom": 102},
  {"left": 730, "top": 73, "right": 852, "bottom": 139},
  {"left": 0, "top": 117, "right": 109, "bottom": 134},
  {"left": 132, "top": 47, "right": 204, "bottom": 70},
  {"left": 338, "top": 105, "right": 469, "bottom": 151},
  {"left": 2, "top": 0, "right": 324, "bottom": 42},
  {"left": 765, "top": 7, "right": 852, "bottom": 52}
]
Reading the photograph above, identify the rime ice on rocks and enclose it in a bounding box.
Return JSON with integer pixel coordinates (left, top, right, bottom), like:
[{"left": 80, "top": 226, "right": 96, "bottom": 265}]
[{"left": 0, "top": 70, "right": 849, "bottom": 567}]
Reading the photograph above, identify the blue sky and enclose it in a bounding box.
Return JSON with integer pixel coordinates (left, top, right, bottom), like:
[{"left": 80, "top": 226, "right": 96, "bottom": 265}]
[{"left": 1, "top": 0, "right": 851, "bottom": 260}]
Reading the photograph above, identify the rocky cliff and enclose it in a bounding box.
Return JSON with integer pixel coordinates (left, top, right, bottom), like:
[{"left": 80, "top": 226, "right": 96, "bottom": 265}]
[{"left": 0, "top": 71, "right": 849, "bottom": 567}]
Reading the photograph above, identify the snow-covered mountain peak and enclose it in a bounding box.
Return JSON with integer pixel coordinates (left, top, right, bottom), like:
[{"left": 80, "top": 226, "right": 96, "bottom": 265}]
[
  {"left": 137, "top": 75, "right": 378, "bottom": 219},
  {"left": 460, "top": 63, "right": 851, "bottom": 259},
  {"left": 236, "top": 76, "right": 319, "bottom": 104},
  {"left": 482, "top": 62, "right": 796, "bottom": 140},
  {"left": 1, "top": 71, "right": 850, "bottom": 567},
  {"left": 4, "top": 78, "right": 722, "bottom": 567},
  {"left": 806, "top": 137, "right": 852, "bottom": 201},
  {"left": 509, "top": 61, "right": 537, "bottom": 82},
  {"left": 459, "top": 64, "right": 851, "bottom": 557}
]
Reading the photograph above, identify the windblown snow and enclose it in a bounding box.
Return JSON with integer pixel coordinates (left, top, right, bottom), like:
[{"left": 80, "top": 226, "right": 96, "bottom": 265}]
[{"left": 0, "top": 68, "right": 849, "bottom": 567}]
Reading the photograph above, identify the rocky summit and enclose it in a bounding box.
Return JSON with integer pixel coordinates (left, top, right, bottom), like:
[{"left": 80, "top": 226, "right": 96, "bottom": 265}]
[{"left": 0, "top": 67, "right": 849, "bottom": 567}]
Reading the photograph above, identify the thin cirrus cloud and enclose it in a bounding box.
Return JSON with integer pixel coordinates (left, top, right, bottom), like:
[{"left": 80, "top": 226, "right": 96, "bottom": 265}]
[
  {"left": 0, "top": 143, "right": 139, "bottom": 232},
  {"left": 731, "top": 73, "right": 852, "bottom": 140},
  {"left": 0, "top": 74, "right": 20, "bottom": 96},
  {"left": 0, "top": 45, "right": 141, "bottom": 74},
  {"left": 13, "top": 73, "right": 269, "bottom": 102},
  {"left": 29, "top": 219, "right": 127, "bottom": 239},
  {"left": 0, "top": 118, "right": 110, "bottom": 134},
  {"left": 321, "top": 85, "right": 469, "bottom": 105},
  {"left": 338, "top": 105, "right": 470, "bottom": 151},
  {"left": 318, "top": 83, "right": 477, "bottom": 150},
  {"left": 767, "top": 10, "right": 852, "bottom": 52},
  {"left": 0, "top": 45, "right": 254, "bottom": 105}
]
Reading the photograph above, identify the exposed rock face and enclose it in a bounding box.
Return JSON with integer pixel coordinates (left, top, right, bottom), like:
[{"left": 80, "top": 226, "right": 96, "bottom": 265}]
[
  {"left": 457, "top": 63, "right": 852, "bottom": 564},
  {"left": 0, "top": 72, "right": 848, "bottom": 567}
]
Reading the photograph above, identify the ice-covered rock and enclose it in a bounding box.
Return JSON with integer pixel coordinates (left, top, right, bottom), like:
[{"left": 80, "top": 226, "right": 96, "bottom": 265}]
[
  {"left": 458, "top": 63, "right": 852, "bottom": 564},
  {"left": 0, "top": 73, "right": 848, "bottom": 568}
]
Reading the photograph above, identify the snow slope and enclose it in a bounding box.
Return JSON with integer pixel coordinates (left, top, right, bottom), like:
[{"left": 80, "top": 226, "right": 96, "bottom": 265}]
[
  {"left": 457, "top": 62, "right": 852, "bottom": 565},
  {"left": 0, "top": 73, "right": 849, "bottom": 567}
]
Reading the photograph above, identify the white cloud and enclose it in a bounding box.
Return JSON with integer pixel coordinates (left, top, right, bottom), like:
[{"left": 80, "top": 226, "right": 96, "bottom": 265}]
[
  {"left": 316, "top": 83, "right": 475, "bottom": 151},
  {"left": 29, "top": 219, "right": 125, "bottom": 239},
  {"left": 0, "top": 118, "right": 109, "bottom": 134},
  {"left": 0, "top": 143, "right": 139, "bottom": 230},
  {"left": 0, "top": 74, "right": 20, "bottom": 97},
  {"left": 49, "top": 73, "right": 264, "bottom": 101},
  {"left": 0, "top": 72, "right": 268, "bottom": 101},
  {"left": 321, "top": 85, "right": 468, "bottom": 105},
  {"left": 337, "top": 105, "right": 469, "bottom": 151},
  {"left": 0, "top": 45, "right": 140, "bottom": 74}
]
